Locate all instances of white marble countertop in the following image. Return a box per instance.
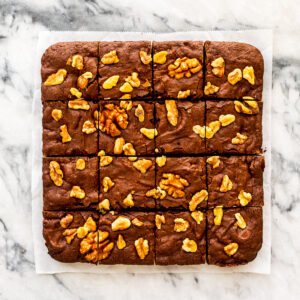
[0,0,300,299]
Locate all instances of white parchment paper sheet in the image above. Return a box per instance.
[32,30,272,274]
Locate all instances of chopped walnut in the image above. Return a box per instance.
[98,199,110,214]
[207,121,221,138]
[224,243,238,256]
[80,232,98,263]
[103,177,115,192]
[68,99,90,110]
[140,51,152,64]
[98,231,114,261]
[120,100,133,111]
[63,228,77,244]
[228,68,242,85]
[159,173,189,198]
[77,226,89,239]
[235,213,246,229]
[156,156,167,167]
[182,238,197,253]
[213,206,223,225]
[112,216,131,231]
[49,161,63,186]
[117,234,126,250]
[84,217,97,232]
[77,72,93,89]
[132,218,144,227]
[82,120,97,134]
[174,218,189,232]
[123,143,137,161]
[59,125,72,143]
[51,109,62,121]
[153,51,168,64]
[140,128,157,139]
[206,156,221,169]
[135,104,145,122]
[98,150,105,156]
[120,82,133,93]
[101,50,119,64]
[242,96,254,100]
[133,159,153,174]
[204,82,219,95]
[76,158,85,170]
[100,155,113,167]
[135,238,149,259]
[60,214,73,228]
[234,100,259,114]
[177,90,191,99]
[211,57,225,77]
[243,66,255,85]
[44,69,67,86]
[232,132,248,145]
[189,190,208,211]
[120,94,131,100]
[220,175,233,192]
[155,214,165,229]
[192,125,206,138]
[238,190,252,206]
[123,192,134,208]
[114,137,125,154]
[191,211,204,224]
[146,187,166,200]
[168,57,202,79]
[142,79,151,88]
[219,114,235,127]
[125,72,140,88]
[70,87,82,99]
[102,75,120,90]
[70,186,85,199]
[165,100,178,126]
[70,55,84,70]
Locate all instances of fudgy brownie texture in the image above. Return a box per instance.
[153,41,204,99]
[98,212,155,264]
[43,101,98,156]
[207,207,263,266]
[155,157,207,210]
[99,101,155,155]
[98,41,152,99]
[100,157,155,210]
[207,156,264,208]
[41,42,98,101]
[206,100,263,154]
[43,157,98,210]
[204,41,264,100]
[155,211,206,265]
[155,101,205,154]
[43,211,99,263]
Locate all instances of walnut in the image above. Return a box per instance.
[44,69,67,86]
[60,214,73,228]
[206,156,220,169]
[182,238,197,253]
[155,214,165,229]
[99,103,128,137]
[192,125,206,138]
[135,238,149,259]
[98,199,110,214]
[100,155,113,167]
[153,51,168,64]
[232,132,248,145]
[142,79,151,88]
[125,72,140,88]
[123,192,134,208]
[135,104,145,122]
[102,75,120,90]
[82,120,97,134]
[51,109,62,121]
[70,87,82,99]
[211,57,225,77]
[213,206,223,225]
[220,175,233,192]
[140,128,157,139]
[59,125,72,143]
[49,161,63,186]
[243,66,255,85]
[204,82,219,95]
[191,211,204,225]
[76,158,85,170]
[77,226,89,239]
[219,114,235,127]
[114,137,125,154]
[120,100,133,111]
[174,218,189,232]
[120,94,131,99]
[112,216,131,231]
[77,72,93,89]
[168,57,202,79]
[177,90,191,99]
[98,150,105,156]
[70,186,85,199]
[165,100,178,126]
[101,50,119,64]
[224,243,238,256]
[63,228,77,244]
[117,234,126,249]
[238,190,252,206]
[146,187,166,200]
[103,177,115,192]
[84,216,97,232]
[70,55,84,70]
[242,96,254,100]
[228,68,242,85]
[156,156,166,167]
[234,100,259,114]
[133,159,153,174]
[140,51,152,64]
[123,143,137,161]
[98,231,114,261]
[68,99,90,110]
[132,218,144,227]
[193,121,220,139]
[189,190,208,211]
[120,82,133,93]
[80,232,98,263]
[159,173,189,198]
[235,213,246,229]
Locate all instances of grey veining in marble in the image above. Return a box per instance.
[0,0,300,299]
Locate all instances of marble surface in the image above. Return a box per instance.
[0,0,299,299]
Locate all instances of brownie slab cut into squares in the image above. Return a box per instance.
[43,157,98,210]
[43,211,99,263]
[207,207,263,266]
[155,211,206,265]
[204,41,264,100]
[43,100,98,156]
[155,101,205,154]
[98,212,155,265]
[153,41,204,99]
[205,100,263,154]
[99,101,155,155]
[206,155,265,208]
[41,42,98,101]
[98,41,152,99]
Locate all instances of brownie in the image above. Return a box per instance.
[99,101,155,155]
[98,41,152,99]
[98,212,155,264]
[43,157,98,210]
[155,157,207,210]
[41,42,98,101]
[206,100,263,154]
[155,211,206,265]
[204,41,264,100]
[43,100,98,156]
[207,207,263,266]
[43,211,99,263]
[207,156,264,208]
[100,157,155,210]
[155,101,205,154]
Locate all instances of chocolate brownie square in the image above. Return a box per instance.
[41,42,98,101]
[98,212,155,264]
[99,101,155,155]
[155,101,205,154]
[99,157,155,211]
[206,100,263,154]
[204,41,264,100]
[207,156,264,208]
[207,207,263,266]
[43,157,98,210]
[43,100,98,156]
[98,41,152,99]
[153,41,204,99]
[155,157,207,210]
[155,211,206,265]
[43,211,99,263]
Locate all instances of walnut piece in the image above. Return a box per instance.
[70,186,85,199]
[165,100,178,126]
[140,51,152,64]
[177,90,191,99]
[153,51,168,64]
[114,137,125,154]
[234,100,259,114]
[100,155,113,167]
[156,156,166,167]
[219,114,235,127]
[77,72,93,89]
[117,234,126,250]
[135,238,149,260]
[211,57,225,77]
[51,109,62,121]
[98,230,114,261]
[70,87,82,99]
[101,50,119,64]
[49,161,63,186]
[243,66,255,85]
[63,228,77,244]
[120,82,133,93]
[189,190,208,211]
[206,121,221,139]
[235,213,246,229]
[168,57,202,79]
[213,206,223,225]
[103,75,119,90]
[204,82,219,95]
[98,199,110,214]
[82,120,96,134]
[60,214,73,228]
[120,100,133,111]
[112,216,131,231]
[123,143,137,161]
[192,125,206,138]
[146,187,166,200]
[44,69,67,86]
[142,79,151,88]
[133,159,153,174]
[228,68,242,85]
[80,232,98,262]
[191,211,204,225]
[103,176,115,192]
[68,99,90,110]
[174,218,189,232]
[120,94,131,99]
[125,72,140,88]
[220,175,233,192]
[232,132,248,145]
[135,104,145,122]
[159,173,189,198]
[224,243,238,256]
[206,156,220,169]
[123,192,134,208]
[140,128,157,139]
[155,214,165,229]
[70,55,84,70]
[76,158,86,170]
[59,125,72,143]
[132,218,144,227]
[238,190,252,206]
[182,238,197,253]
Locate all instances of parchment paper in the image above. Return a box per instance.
[32,30,272,274]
